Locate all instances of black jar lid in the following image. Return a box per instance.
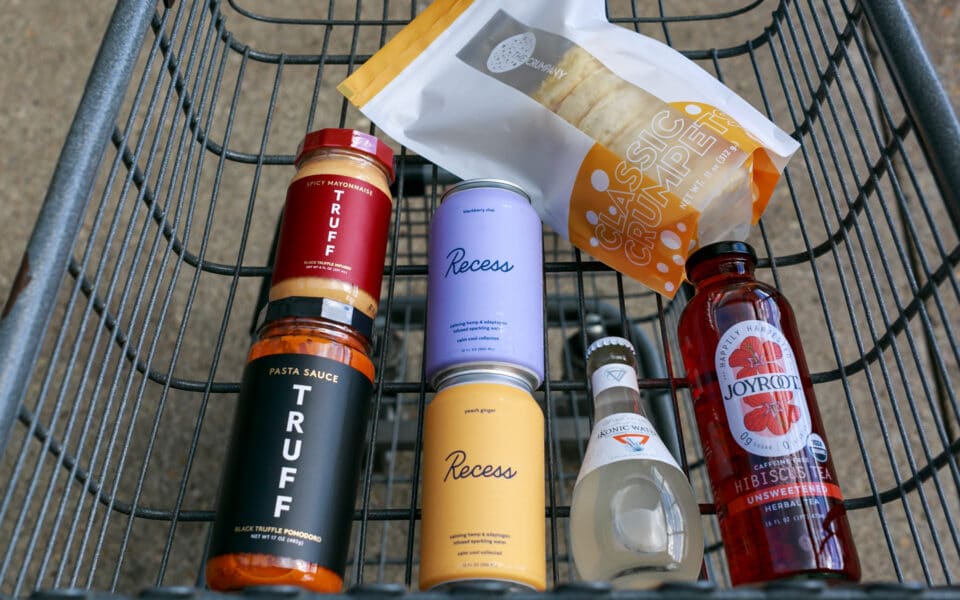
[685,241,757,272]
[257,296,374,341]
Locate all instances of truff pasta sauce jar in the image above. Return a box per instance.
[206,298,376,593]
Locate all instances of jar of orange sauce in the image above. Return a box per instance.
[205,298,375,593]
[269,128,395,319]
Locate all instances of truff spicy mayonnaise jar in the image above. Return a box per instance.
[270,128,395,320]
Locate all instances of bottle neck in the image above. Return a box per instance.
[257,316,371,354]
[593,385,646,421]
[590,361,646,421]
[686,254,755,290]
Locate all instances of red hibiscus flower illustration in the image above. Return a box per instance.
[742,392,801,434]
[728,336,784,376]
[730,337,800,435]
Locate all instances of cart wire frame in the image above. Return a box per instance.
[0,0,958,597]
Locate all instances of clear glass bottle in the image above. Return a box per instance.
[677,241,860,585]
[569,336,703,588]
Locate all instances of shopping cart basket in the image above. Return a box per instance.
[0,0,958,597]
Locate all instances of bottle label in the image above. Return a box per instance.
[576,413,682,486]
[208,354,373,575]
[590,363,639,396]
[715,320,813,457]
[271,174,393,303]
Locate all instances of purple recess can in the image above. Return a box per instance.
[426,179,544,389]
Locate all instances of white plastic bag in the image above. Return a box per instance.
[339,0,799,296]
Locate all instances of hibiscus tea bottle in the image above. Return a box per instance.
[677,241,860,586]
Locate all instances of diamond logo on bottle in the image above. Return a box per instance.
[715,320,812,457]
[605,368,627,382]
[591,364,638,395]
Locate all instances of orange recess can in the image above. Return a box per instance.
[419,365,546,591]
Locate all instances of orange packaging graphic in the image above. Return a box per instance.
[338,0,799,297]
[419,380,545,591]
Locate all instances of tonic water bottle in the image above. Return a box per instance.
[570,336,704,587]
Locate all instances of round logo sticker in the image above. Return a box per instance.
[807,433,829,463]
[486,32,536,73]
[715,320,812,457]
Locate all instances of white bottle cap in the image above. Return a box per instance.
[585,336,637,361]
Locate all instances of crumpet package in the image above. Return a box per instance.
[338,0,799,296]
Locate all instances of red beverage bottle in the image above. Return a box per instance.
[677,241,860,586]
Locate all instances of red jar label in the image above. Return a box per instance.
[271,174,392,303]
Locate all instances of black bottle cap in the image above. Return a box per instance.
[685,240,757,272]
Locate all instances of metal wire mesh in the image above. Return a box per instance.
[0,0,958,597]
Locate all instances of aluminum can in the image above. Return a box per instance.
[426,180,544,389]
[418,365,546,591]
